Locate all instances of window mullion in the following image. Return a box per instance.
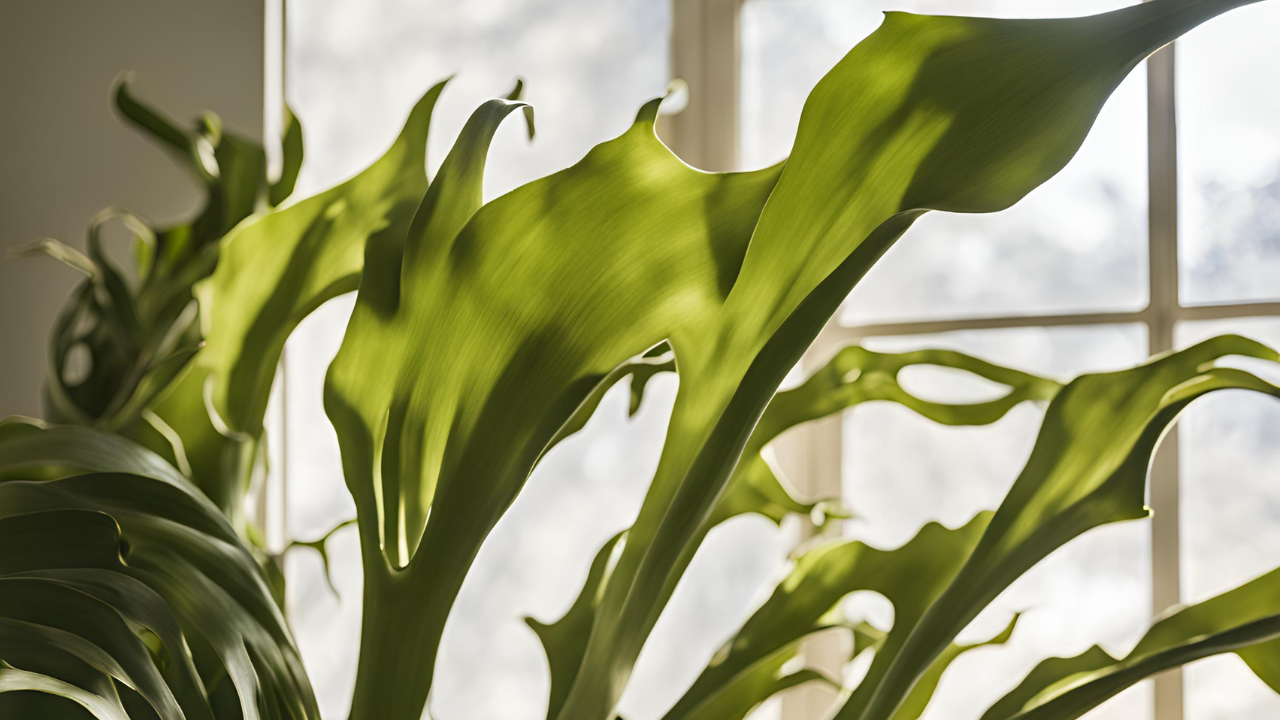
[664,0,741,171]
[265,0,291,555]
[826,309,1154,345]
[1146,29,1184,720]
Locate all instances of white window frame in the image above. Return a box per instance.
[670,2,1280,720]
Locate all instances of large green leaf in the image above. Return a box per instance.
[663,515,990,720]
[981,559,1280,720]
[666,335,1280,720]
[527,343,1053,720]
[0,422,317,720]
[561,5,1262,718]
[711,344,1058,528]
[846,335,1280,720]
[325,91,784,718]
[195,81,445,437]
[146,82,444,518]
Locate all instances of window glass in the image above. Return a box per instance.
[1175,318,1280,719]
[284,4,793,720]
[742,0,1148,326]
[1177,1,1280,305]
[281,297,360,716]
[844,324,1151,719]
[289,0,671,198]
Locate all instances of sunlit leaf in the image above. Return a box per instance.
[150,81,445,517]
[983,562,1280,720]
[268,104,304,208]
[712,344,1059,528]
[526,532,626,720]
[561,6,1262,716]
[850,335,1280,720]
[666,515,990,720]
[325,93,782,717]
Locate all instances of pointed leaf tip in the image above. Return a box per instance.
[635,96,665,127]
[503,78,536,139]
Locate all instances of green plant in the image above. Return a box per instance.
[4,1,1280,719]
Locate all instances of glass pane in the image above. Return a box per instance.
[1175,318,1280,719]
[843,324,1152,719]
[289,0,671,199]
[1177,2,1280,305]
[282,297,361,714]
[741,0,1148,326]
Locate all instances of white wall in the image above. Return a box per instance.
[0,0,264,417]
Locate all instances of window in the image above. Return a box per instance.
[273,1,1280,719]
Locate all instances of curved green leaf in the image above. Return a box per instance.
[0,665,130,720]
[547,349,675,451]
[526,532,627,720]
[115,77,266,244]
[673,664,836,720]
[0,576,184,720]
[851,335,1280,720]
[712,345,1059,528]
[893,614,1019,720]
[195,81,445,437]
[533,343,1047,720]
[0,425,318,720]
[326,92,783,718]
[561,6,1260,717]
[268,104,304,208]
[147,81,446,517]
[114,76,208,183]
[982,562,1280,720]
[0,418,192,490]
[664,515,991,720]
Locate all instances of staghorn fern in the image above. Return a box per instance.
[3,1,1280,719]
